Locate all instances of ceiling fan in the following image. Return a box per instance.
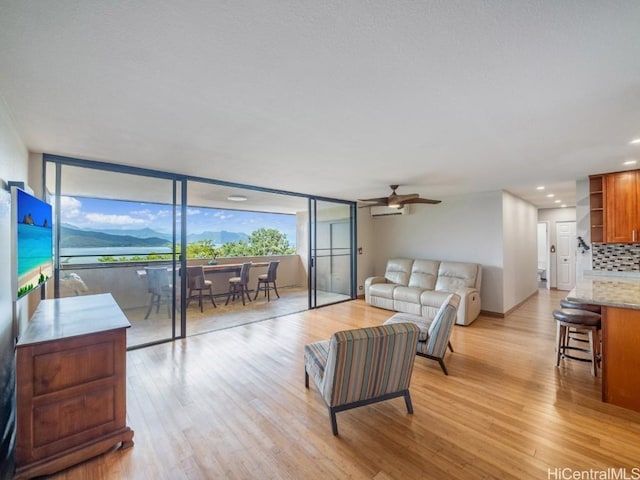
[358,185,441,209]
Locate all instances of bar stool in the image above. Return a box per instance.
[559,299,601,314]
[559,299,601,352]
[553,308,601,376]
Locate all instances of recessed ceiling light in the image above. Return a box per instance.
[561,204,567,208]
[546,194,555,198]
[623,159,637,166]
[536,186,545,190]
[227,195,247,202]
[630,138,640,145]
[554,200,561,203]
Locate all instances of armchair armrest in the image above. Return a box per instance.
[456,287,481,326]
[364,276,387,302]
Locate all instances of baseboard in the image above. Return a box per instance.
[357,294,365,300]
[480,290,539,319]
[504,290,539,317]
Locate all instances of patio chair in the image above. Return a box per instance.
[186,265,216,312]
[144,266,173,319]
[225,262,252,305]
[254,260,280,301]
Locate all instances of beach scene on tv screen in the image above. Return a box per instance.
[17,189,53,298]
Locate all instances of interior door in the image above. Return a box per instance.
[309,199,355,308]
[556,221,576,291]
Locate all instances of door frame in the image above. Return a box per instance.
[308,198,357,309]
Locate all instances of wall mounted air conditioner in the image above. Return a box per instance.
[370,205,410,217]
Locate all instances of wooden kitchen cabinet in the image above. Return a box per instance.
[15,294,134,479]
[605,170,640,243]
[589,175,605,243]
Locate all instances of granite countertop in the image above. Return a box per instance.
[567,275,640,310]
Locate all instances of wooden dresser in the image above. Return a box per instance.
[15,294,134,479]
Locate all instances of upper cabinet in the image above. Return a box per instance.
[589,175,605,243]
[591,170,640,243]
[605,170,640,243]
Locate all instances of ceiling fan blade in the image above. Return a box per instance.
[357,196,389,204]
[393,193,420,202]
[400,197,442,205]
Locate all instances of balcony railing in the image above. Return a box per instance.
[58,254,305,311]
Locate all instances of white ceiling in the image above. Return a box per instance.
[1,1,640,211]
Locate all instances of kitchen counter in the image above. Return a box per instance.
[566,274,640,412]
[567,275,640,310]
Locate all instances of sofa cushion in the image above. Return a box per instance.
[384,312,431,341]
[369,282,397,299]
[408,259,440,289]
[419,290,452,309]
[435,261,478,292]
[384,258,414,286]
[393,286,423,304]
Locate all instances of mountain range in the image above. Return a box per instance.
[60,225,249,248]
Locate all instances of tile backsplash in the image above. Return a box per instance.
[592,243,640,272]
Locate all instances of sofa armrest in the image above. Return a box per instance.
[456,287,481,326]
[364,276,387,302]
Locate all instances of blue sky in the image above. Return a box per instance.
[60,196,297,241]
[17,188,52,227]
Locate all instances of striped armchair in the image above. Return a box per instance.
[383,293,460,375]
[304,323,420,436]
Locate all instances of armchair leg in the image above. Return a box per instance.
[329,408,339,436]
[448,341,454,353]
[438,358,449,376]
[304,369,309,389]
[403,390,414,414]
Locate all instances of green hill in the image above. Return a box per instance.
[60,225,170,248]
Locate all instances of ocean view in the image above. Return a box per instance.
[60,246,174,264]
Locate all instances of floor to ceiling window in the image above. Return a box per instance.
[45,157,183,348]
[45,155,356,348]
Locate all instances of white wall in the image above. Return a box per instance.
[502,192,538,313]
[0,102,29,331]
[0,98,29,478]
[537,206,577,288]
[356,209,375,295]
[368,191,505,314]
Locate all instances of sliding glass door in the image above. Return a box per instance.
[45,154,359,347]
[45,158,183,348]
[309,199,355,308]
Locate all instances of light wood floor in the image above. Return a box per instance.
[49,289,640,479]
[125,287,350,347]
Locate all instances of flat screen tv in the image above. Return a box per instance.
[11,187,54,300]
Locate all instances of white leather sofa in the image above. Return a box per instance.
[365,258,482,326]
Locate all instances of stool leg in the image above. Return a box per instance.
[588,327,597,377]
[555,322,565,367]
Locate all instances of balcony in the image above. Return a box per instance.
[58,254,332,347]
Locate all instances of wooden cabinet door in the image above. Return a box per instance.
[605,171,639,243]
